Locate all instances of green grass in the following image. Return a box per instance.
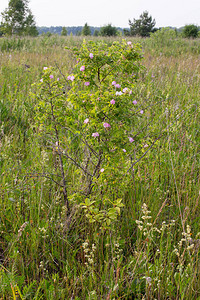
[0,35,200,299]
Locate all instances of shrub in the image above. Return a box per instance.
[182,24,199,38]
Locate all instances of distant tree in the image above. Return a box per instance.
[1,0,38,36]
[129,11,156,37]
[100,24,117,36]
[182,24,199,38]
[61,27,68,36]
[76,30,81,36]
[24,10,38,36]
[93,29,99,36]
[123,28,130,36]
[0,25,3,36]
[82,23,91,36]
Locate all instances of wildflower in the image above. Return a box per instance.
[100,168,104,172]
[50,75,54,79]
[127,41,132,45]
[89,53,93,59]
[140,110,144,114]
[123,87,128,93]
[122,149,126,152]
[129,90,132,95]
[43,67,48,70]
[57,78,60,81]
[80,66,85,71]
[115,83,121,88]
[116,91,123,96]
[103,122,111,128]
[132,100,137,105]
[84,82,90,86]
[110,99,115,104]
[112,81,116,86]
[84,118,89,124]
[128,137,134,143]
[144,144,148,148]
[92,132,99,137]
[67,75,75,81]
[40,78,43,83]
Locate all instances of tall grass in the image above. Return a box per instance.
[0,35,199,299]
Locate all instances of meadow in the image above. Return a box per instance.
[0,32,200,299]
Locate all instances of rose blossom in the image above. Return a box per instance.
[84,118,89,124]
[128,137,134,143]
[92,132,99,137]
[110,99,115,104]
[116,91,123,96]
[80,66,85,71]
[103,122,111,128]
[115,84,121,88]
[67,75,75,81]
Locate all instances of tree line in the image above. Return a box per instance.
[0,0,199,38]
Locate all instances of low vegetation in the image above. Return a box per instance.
[0,35,199,299]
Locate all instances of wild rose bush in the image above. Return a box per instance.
[33,40,145,227]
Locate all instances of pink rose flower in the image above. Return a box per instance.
[67,75,75,81]
[103,122,111,128]
[80,66,85,71]
[116,91,123,96]
[84,118,89,124]
[128,137,134,143]
[92,132,99,137]
[110,99,115,104]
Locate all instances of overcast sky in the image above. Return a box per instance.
[0,0,200,28]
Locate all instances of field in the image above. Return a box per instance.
[0,33,200,299]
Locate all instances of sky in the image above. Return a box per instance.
[0,0,200,28]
